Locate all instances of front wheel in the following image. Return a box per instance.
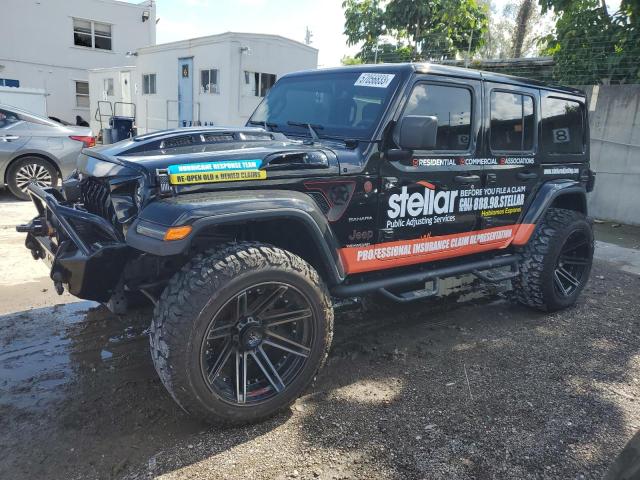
[150,242,333,425]
[7,156,58,200]
[513,208,594,312]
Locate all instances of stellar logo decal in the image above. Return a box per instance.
[386,182,526,228]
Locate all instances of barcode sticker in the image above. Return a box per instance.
[354,73,395,88]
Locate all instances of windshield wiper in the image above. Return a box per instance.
[247,120,278,131]
[286,121,323,141]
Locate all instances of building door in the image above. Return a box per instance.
[178,58,194,126]
[120,71,133,117]
[121,72,131,103]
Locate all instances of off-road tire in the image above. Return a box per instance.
[513,208,593,312]
[7,156,58,201]
[149,242,334,425]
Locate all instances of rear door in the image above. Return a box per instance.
[481,82,540,235]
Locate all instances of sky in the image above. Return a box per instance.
[147,0,623,68]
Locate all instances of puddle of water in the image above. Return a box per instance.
[0,301,151,411]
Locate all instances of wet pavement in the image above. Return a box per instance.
[1,192,639,479]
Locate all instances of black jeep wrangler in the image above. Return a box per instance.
[17,64,595,424]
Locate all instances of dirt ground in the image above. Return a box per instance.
[1,190,639,480]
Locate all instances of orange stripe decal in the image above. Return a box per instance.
[339,224,535,275]
[511,223,536,245]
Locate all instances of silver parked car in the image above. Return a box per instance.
[0,104,94,200]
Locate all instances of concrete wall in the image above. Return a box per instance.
[580,85,640,225]
[0,0,155,124]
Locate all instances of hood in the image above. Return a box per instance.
[84,127,343,177]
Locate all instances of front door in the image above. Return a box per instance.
[178,58,193,126]
[353,76,489,274]
[481,82,540,237]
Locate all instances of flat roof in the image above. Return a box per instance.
[136,32,317,55]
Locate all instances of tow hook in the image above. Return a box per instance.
[16,217,48,236]
[52,271,65,296]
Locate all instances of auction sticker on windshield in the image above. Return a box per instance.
[354,73,395,88]
[167,160,266,185]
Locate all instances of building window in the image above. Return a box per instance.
[490,91,535,152]
[73,18,112,51]
[402,83,472,151]
[244,71,277,97]
[0,78,20,88]
[200,68,219,94]
[75,81,90,108]
[542,97,585,155]
[142,74,157,95]
[104,78,114,96]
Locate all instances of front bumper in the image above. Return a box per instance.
[16,184,130,302]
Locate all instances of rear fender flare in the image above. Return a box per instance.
[514,180,588,246]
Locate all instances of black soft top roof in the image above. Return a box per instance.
[283,63,585,97]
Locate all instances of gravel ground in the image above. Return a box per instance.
[0,192,639,480]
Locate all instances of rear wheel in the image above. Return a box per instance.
[150,242,333,424]
[513,208,593,312]
[6,156,58,200]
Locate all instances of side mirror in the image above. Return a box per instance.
[398,115,438,150]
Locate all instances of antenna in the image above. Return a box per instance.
[305,27,313,45]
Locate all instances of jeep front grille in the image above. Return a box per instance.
[81,178,116,224]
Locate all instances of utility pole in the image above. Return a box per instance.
[304,27,313,45]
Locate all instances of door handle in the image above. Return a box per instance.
[0,135,19,142]
[517,172,538,181]
[454,174,480,184]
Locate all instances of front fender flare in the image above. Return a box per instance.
[126,189,345,284]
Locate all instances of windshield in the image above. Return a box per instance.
[248,71,401,140]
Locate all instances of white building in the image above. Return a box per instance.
[129,32,318,133]
[0,0,156,125]
[88,66,136,133]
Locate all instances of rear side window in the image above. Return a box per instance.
[490,91,535,152]
[542,97,584,154]
[403,83,472,151]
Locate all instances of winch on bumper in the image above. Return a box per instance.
[16,183,129,302]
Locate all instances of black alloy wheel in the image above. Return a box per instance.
[200,282,315,405]
[150,242,333,424]
[553,230,592,298]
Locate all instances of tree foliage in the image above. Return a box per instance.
[342,0,489,63]
[478,0,549,59]
[540,0,640,84]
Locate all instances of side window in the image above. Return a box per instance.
[402,83,472,151]
[142,74,157,95]
[542,97,584,154]
[0,109,20,129]
[75,81,90,108]
[490,91,535,152]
